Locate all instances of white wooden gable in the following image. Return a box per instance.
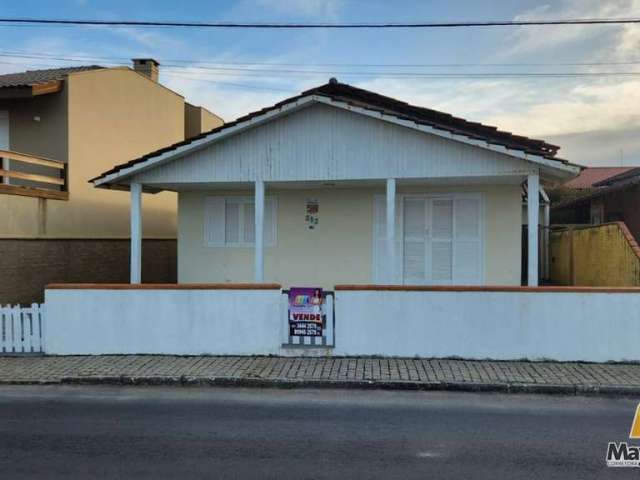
[130,101,568,187]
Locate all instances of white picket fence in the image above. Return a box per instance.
[0,304,44,355]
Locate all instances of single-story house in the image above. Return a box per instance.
[91,79,580,288]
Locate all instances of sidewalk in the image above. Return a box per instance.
[1,355,640,396]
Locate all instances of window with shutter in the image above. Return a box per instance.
[430,198,453,283]
[205,196,277,247]
[376,193,483,285]
[225,202,241,243]
[453,197,482,283]
[403,198,427,283]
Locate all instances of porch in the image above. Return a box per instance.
[125,175,542,288]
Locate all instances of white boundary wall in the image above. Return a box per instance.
[333,289,640,362]
[45,288,283,355]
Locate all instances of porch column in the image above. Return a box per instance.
[527,173,539,286]
[543,199,550,280]
[254,180,265,282]
[541,187,551,281]
[130,182,142,283]
[386,178,396,283]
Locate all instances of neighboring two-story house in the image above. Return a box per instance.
[0,59,223,303]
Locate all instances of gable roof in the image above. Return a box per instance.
[593,166,640,187]
[553,166,640,210]
[562,167,635,189]
[92,79,576,186]
[0,65,103,89]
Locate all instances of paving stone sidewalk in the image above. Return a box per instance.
[2,356,640,395]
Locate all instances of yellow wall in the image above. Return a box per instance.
[0,67,186,238]
[550,223,640,286]
[185,103,223,139]
[199,107,224,133]
[178,185,522,287]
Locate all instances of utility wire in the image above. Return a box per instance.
[0,52,638,78]
[0,17,639,28]
[1,49,640,69]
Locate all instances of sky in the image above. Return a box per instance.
[0,0,639,166]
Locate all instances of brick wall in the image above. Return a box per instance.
[0,239,176,304]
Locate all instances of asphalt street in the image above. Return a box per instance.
[0,385,637,479]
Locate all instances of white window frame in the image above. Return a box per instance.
[204,195,278,248]
[373,192,485,285]
[225,196,255,247]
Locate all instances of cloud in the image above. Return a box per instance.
[504,0,640,58]
[110,27,185,51]
[1,0,637,168]
[253,0,344,17]
[484,79,640,136]
[546,127,640,166]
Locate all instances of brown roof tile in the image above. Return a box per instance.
[0,65,103,89]
[562,167,635,189]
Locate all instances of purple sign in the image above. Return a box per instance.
[288,287,324,337]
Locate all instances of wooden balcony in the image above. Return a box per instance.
[0,150,68,200]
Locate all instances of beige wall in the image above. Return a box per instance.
[199,107,224,133]
[185,102,223,139]
[178,185,522,287]
[57,68,183,238]
[0,67,186,238]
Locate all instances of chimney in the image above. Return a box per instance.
[132,58,160,82]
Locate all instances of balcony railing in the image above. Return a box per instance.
[0,149,67,200]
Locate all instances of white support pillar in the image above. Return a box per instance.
[527,174,539,286]
[254,180,265,283]
[130,182,142,283]
[386,178,396,283]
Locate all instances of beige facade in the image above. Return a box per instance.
[0,65,220,239]
[184,102,224,139]
[177,185,522,287]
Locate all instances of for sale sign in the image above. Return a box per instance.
[288,287,324,337]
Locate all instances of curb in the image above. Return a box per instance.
[1,376,639,397]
